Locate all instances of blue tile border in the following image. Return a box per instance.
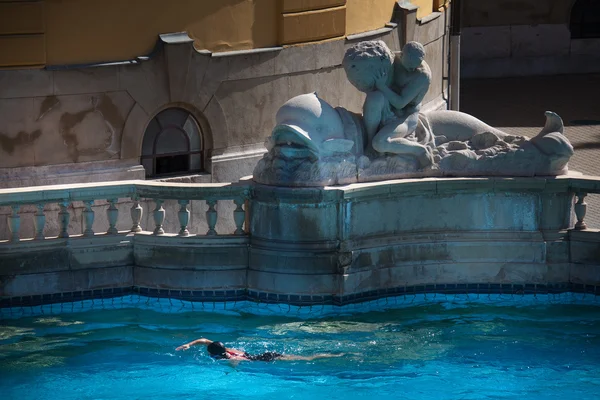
[0,282,590,310]
[2,291,598,321]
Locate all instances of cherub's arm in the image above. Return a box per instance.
[375,72,429,111]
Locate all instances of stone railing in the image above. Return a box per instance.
[565,177,600,283]
[1,175,599,307]
[0,180,250,242]
[570,180,598,231]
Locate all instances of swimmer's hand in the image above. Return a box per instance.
[176,344,190,351]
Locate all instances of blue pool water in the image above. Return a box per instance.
[1,295,600,399]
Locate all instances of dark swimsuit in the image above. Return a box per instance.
[216,350,283,362]
[243,351,283,362]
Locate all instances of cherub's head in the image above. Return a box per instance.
[400,41,426,71]
[343,40,394,92]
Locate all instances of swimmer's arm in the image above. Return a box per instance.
[176,338,212,351]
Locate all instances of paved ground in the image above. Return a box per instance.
[461,74,600,229]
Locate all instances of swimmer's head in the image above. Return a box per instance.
[400,41,426,71]
[207,341,227,359]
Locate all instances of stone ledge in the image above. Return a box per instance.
[133,266,246,289]
[0,266,133,297]
[0,160,145,190]
[346,26,395,42]
[342,230,545,252]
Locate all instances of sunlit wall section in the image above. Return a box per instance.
[0,1,46,68]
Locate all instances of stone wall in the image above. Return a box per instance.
[2,176,599,305]
[399,2,450,111]
[460,0,600,77]
[0,7,451,189]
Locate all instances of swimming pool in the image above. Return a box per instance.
[1,295,600,399]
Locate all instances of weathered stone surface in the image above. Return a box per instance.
[0,98,37,168]
[134,266,246,290]
[248,269,337,295]
[1,176,599,300]
[31,92,135,165]
[462,26,511,59]
[165,43,193,103]
[571,263,600,285]
[422,37,444,104]
[226,50,279,81]
[571,38,600,57]
[0,69,53,99]
[413,12,444,45]
[461,0,570,27]
[314,38,347,71]
[273,44,317,75]
[215,77,289,147]
[0,159,144,189]
[1,266,132,296]
[462,22,600,78]
[120,103,150,160]
[53,67,119,95]
[511,24,570,58]
[202,96,230,150]
[70,236,134,269]
[211,144,267,183]
[189,55,228,112]
[462,54,600,78]
[119,55,169,116]
[347,193,539,237]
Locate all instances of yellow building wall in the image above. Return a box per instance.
[282,0,346,13]
[410,0,435,20]
[280,1,347,44]
[346,0,438,35]
[0,0,46,68]
[44,0,278,65]
[346,0,396,35]
[0,0,440,68]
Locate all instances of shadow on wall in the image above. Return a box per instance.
[572,133,600,150]
[460,74,600,128]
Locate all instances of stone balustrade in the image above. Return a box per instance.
[1,175,600,307]
[0,180,249,241]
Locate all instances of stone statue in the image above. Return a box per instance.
[253,40,574,187]
[344,41,434,168]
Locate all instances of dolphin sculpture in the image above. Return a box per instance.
[254,92,575,186]
[269,93,356,159]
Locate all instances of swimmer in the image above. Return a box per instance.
[176,338,345,362]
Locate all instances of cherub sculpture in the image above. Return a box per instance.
[343,41,435,168]
[252,40,574,187]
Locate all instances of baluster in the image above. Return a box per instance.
[233,198,246,235]
[130,196,143,233]
[178,200,190,237]
[59,201,70,238]
[575,192,588,230]
[83,200,95,237]
[34,203,46,240]
[7,205,20,242]
[206,199,218,236]
[153,199,165,235]
[106,198,119,235]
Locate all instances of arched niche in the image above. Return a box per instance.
[570,0,600,38]
[140,107,204,178]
